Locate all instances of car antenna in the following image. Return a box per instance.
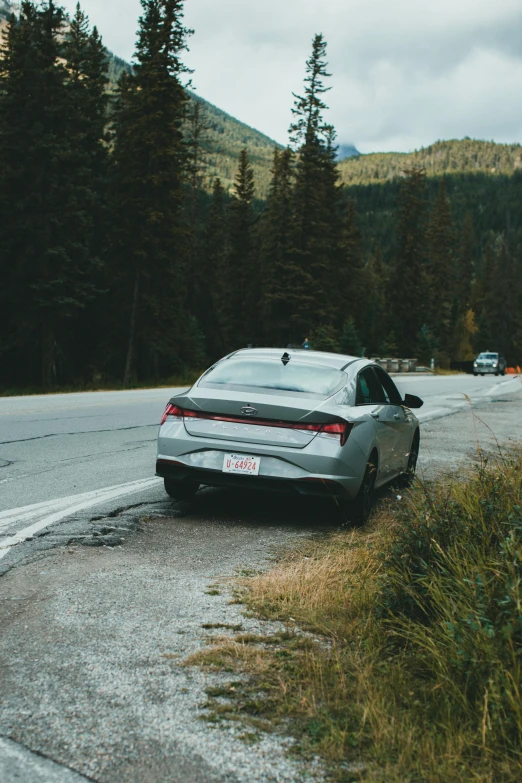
[281,352,291,366]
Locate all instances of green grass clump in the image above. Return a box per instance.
[381,455,522,757]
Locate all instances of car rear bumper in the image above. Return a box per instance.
[156,420,368,499]
[156,458,351,498]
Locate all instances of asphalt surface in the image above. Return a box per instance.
[0,375,521,782]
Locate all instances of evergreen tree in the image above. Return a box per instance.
[61,4,109,379]
[196,177,227,359]
[361,245,388,355]
[220,148,256,349]
[336,198,364,329]
[475,235,522,360]
[311,324,340,353]
[339,318,363,356]
[0,1,104,387]
[185,98,210,336]
[288,34,343,335]
[185,98,209,194]
[391,167,429,356]
[455,211,476,312]
[426,178,455,355]
[259,147,301,345]
[109,0,192,385]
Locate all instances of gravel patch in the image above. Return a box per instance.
[0,508,328,783]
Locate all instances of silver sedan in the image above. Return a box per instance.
[156,349,423,522]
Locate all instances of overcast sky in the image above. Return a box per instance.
[58,0,522,154]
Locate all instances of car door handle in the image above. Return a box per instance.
[371,412,380,420]
[393,414,401,421]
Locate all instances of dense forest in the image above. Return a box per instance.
[0,0,521,391]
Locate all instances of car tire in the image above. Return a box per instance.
[398,431,420,489]
[164,477,199,501]
[481,373,485,376]
[347,457,377,526]
[473,372,477,376]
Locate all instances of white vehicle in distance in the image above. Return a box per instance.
[473,352,506,376]
[156,349,423,523]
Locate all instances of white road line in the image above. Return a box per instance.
[417,407,462,423]
[481,378,521,397]
[0,477,161,560]
[0,479,162,529]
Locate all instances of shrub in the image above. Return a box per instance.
[381,455,522,754]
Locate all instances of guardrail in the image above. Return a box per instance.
[373,358,418,373]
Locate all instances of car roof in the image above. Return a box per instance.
[229,348,364,371]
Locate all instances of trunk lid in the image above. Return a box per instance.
[170,387,341,449]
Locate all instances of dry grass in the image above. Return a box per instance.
[186,452,522,781]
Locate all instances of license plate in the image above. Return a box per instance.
[223,454,260,476]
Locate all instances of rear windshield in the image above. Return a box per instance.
[478,353,498,360]
[199,359,346,397]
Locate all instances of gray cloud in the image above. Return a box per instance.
[60,0,522,153]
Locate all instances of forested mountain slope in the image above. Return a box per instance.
[339,139,522,186]
[0,0,280,196]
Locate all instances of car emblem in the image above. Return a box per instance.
[241,406,258,417]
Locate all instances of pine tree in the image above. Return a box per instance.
[0,1,105,387]
[109,0,192,385]
[185,98,210,336]
[220,148,257,349]
[194,177,227,359]
[339,318,363,356]
[426,178,455,356]
[475,235,522,361]
[336,198,364,329]
[61,4,109,378]
[259,147,302,345]
[288,34,343,335]
[361,244,388,355]
[391,167,430,357]
[455,212,476,312]
[185,98,209,194]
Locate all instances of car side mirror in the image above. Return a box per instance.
[403,393,424,409]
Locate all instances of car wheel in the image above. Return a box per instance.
[481,373,485,376]
[398,432,420,488]
[473,372,477,376]
[164,477,199,501]
[347,457,377,526]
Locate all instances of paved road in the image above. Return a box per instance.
[0,375,521,565]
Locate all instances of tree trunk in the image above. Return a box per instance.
[41,322,57,389]
[123,271,140,388]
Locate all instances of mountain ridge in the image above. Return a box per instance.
[339,138,522,186]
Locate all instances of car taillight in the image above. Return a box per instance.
[319,421,353,446]
[160,403,183,425]
[160,405,353,445]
